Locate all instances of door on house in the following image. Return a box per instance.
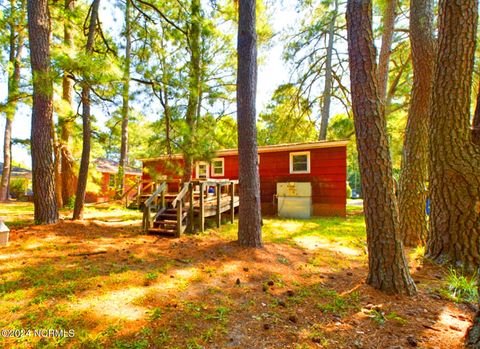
[196,161,209,179]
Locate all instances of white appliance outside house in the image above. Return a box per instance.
[277,182,312,219]
[0,220,9,246]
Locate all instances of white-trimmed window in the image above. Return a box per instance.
[289,151,311,174]
[211,158,224,177]
[196,161,209,179]
[108,174,116,188]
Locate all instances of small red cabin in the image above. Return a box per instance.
[85,159,142,202]
[141,140,348,217]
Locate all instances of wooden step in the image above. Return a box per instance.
[148,228,176,235]
[157,212,187,220]
[153,221,177,228]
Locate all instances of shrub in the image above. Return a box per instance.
[9,179,27,199]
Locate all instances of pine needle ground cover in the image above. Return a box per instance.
[0,202,474,349]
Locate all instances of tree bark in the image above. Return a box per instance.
[237,0,262,248]
[318,0,338,141]
[181,0,201,183]
[73,0,100,220]
[27,0,59,224]
[117,0,131,196]
[1,0,25,201]
[60,0,76,206]
[346,0,416,295]
[377,0,396,107]
[398,0,435,246]
[472,83,480,146]
[425,0,480,270]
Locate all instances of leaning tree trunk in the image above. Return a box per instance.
[117,0,131,196]
[377,0,396,108]
[0,0,25,201]
[73,0,100,220]
[472,83,480,146]
[318,0,338,141]
[181,0,201,183]
[346,0,416,295]
[425,0,480,270]
[398,0,435,247]
[237,0,262,248]
[60,0,77,206]
[27,0,59,224]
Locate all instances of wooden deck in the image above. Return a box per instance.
[142,180,239,237]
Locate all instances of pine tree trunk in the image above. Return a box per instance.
[377,0,396,107]
[73,0,100,220]
[60,0,76,206]
[117,0,131,196]
[182,0,201,183]
[426,0,480,270]
[346,0,415,295]
[1,0,25,201]
[0,117,12,201]
[472,84,480,146]
[398,0,435,247]
[237,0,262,248]
[318,0,338,141]
[27,0,59,224]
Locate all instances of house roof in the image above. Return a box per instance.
[141,140,349,163]
[0,163,31,179]
[94,158,142,176]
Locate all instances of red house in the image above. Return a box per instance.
[85,159,142,202]
[141,140,348,217]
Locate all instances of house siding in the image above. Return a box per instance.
[142,145,347,217]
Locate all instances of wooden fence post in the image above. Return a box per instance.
[199,182,205,233]
[176,199,182,238]
[188,182,194,233]
[216,183,221,228]
[230,182,235,223]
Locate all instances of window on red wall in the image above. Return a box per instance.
[290,151,311,174]
[211,158,224,177]
[108,174,116,188]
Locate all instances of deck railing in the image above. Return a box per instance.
[142,182,167,231]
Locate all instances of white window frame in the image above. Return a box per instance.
[289,151,311,174]
[196,161,209,179]
[211,158,225,177]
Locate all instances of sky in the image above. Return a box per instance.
[0,1,332,170]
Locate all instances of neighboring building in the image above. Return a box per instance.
[0,163,32,199]
[88,159,142,202]
[141,140,348,217]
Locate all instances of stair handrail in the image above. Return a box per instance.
[142,182,167,231]
[171,183,190,208]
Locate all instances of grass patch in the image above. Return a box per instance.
[441,268,478,303]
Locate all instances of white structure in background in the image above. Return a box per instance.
[0,220,9,246]
[277,182,312,219]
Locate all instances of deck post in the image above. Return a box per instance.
[216,183,221,228]
[199,182,205,233]
[176,198,182,238]
[137,182,141,208]
[230,181,235,223]
[161,189,165,210]
[188,182,194,233]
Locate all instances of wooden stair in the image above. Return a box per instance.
[148,208,188,236]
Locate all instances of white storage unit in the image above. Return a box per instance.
[277,182,312,219]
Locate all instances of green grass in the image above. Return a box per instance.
[218,215,366,249]
[441,268,478,303]
[0,202,142,226]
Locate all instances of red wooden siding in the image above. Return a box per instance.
[142,145,347,216]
